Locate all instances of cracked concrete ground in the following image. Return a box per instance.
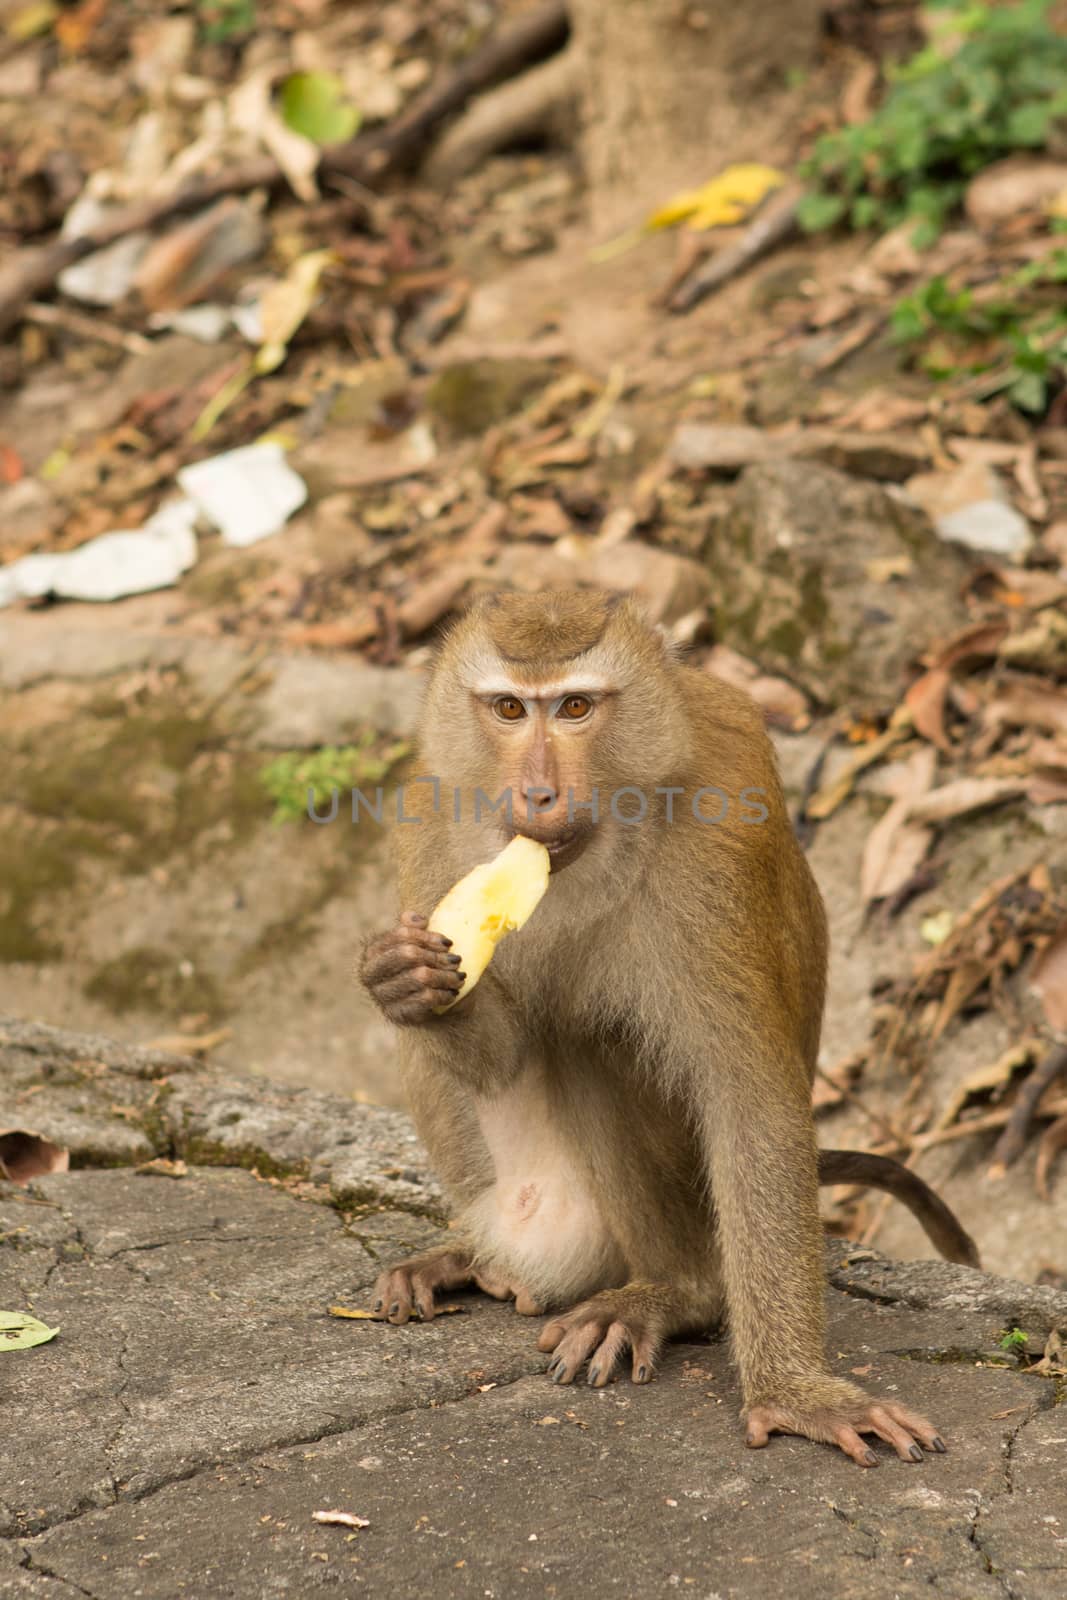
[2,1019,1066,1599]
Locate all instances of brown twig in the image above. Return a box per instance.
[667,182,803,315]
[0,0,569,336]
[988,1042,1067,1178]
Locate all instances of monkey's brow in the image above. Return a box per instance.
[469,675,615,699]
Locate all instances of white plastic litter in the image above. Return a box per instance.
[57,193,151,308]
[177,442,307,546]
[0,500,198,608]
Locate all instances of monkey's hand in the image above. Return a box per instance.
[744,1380,946,1467]
[358,911,465,1025]
[369,1244,534,1323]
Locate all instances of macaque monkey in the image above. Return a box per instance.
[359,591,978,1468]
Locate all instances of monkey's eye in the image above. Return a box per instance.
[492,696,526,722]
[558,694,593,721]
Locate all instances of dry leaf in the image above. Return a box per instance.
[905,776,1027,825]
[987,682,1067,739]
[312,1510,370,1529]
[1032,925,1067,1032]
[1036,1115,1067,1201]
[861,746,936,904]
[906,668,951,751]
[936,1042,1036,1131]
[646,165,786,232]
[0,1129,69,1185]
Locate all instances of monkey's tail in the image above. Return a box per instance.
[818,1149,981,1271]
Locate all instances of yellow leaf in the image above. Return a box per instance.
[646,165,786,233]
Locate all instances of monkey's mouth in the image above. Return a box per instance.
[510,827,589,872]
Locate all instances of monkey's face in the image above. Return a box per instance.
[476,685,605,870]
[422,591,688,871]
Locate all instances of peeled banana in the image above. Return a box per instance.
[428,835,550,1008]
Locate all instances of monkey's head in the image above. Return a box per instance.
[420,590,687,870]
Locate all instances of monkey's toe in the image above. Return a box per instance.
[537,1293,664,1387]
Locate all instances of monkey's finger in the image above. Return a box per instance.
[865,1407,927,1463]
[878,1403,946,1454]
[376,965,464,1001]
[365,939,456,983]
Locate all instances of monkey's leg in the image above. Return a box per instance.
[536,1282,716,1388]
[706,1067,947,1467]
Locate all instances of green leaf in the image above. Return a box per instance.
[0,1312,59,1351]
[796,191,846,233]
[279,72,361,146]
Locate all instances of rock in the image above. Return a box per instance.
[905,461,1034,557]
[710,459,973,707]
[937,500,1033,558]
[965,157,1067,230]
[425,357,557,435]
[670,422,930,482]
[250,653,425,745]
[669,422,780,472]
[491,537,711,626]
[4,1014,1067,1597]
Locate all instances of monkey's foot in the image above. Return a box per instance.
[369,1246,540,1324]
[370,1246,478,1325]
[745,1387,947,1468]
[537,1286,676,1387]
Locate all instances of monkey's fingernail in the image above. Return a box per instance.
[445,952,462,965]
[372,1299,383,1313]
[636,1365,648,1382]
[455,971,467,982]
[932,1436,947,1453]
[863,1450,878,1467]
[908,1444,924,1462]
[415,1301,428,1320]
[588,1366,600,1385]
[389,1301,400,1317]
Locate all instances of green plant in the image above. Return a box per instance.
[892,247,1067,412]
[998,1326,1029,1353]
[198,0,256,43]
[800,0,1067,242]
[259,737,410,825]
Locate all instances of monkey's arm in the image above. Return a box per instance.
[818,1149,980,1269]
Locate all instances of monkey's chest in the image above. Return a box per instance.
[467,1069,625,1304]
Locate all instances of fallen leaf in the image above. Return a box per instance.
[646,165,785,232]
[986,682,1067,740]
[134,1158,189,1179]
[906,668,951,751]
[936,1042,1037,1132]
[1036,1115,1067,1201]
[312,1510,370,1529]
[861,746,936,904]
[0,1130,69,1185]
[280,73,360,145]
[0,1312,59,1351]
[1032,926,1067,1032]
[905,776,1027,825]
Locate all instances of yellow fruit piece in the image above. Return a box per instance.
[428,836,551,1008]
[645,164,786,233]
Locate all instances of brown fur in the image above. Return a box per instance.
[358,592,965,1466]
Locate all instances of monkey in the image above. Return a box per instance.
[358,590,979,1468]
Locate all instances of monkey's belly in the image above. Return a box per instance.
[465,1074,625,1306]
